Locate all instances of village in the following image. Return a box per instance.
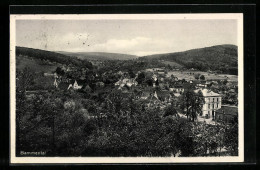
[13,16,243,158]
[48,64,238,125]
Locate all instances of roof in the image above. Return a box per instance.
[173,84,183,88]
[215,105,238,116]
[141,91,152,97]
[192,80,201,84]
[194,89,221,97]
[173,93,181,97]
[156,90,171,98]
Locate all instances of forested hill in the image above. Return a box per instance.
[140,45,238,74]
[16,46,93,69]
[57,51,138,61]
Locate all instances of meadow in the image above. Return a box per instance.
[167,70,238,82]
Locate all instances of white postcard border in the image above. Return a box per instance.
[10,13,244,164]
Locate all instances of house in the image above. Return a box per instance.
[156,90,172,102]
[73,80,83,90]
[126,79,138,88]
[152,68,164,72]
[173,92,181,97]
[152,74,158,81]
[96,81,105,88]
[140,91,152,100]
[115,78,138,89]
[196,82,207,88]
[215,105,238,123]
[171,84,184,93]
[170,75,178,81]
[54,78,59,88]
[115,80,123,86]
[44,73,55,77]
[157,71,165,75]
[82,85,92,92]
[194,89,222,118]
[146,91,161,106]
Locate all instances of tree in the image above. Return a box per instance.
[16,67,35,92]
[194,74,200,80]
[199,75,205,80]
[223,79,228,85]
[16,67,35,154]
[145,79,153,86]
[224,122,238,155]
[56,67,65,76]
[163,105,178,118]
[180,89,204,121]
[128,69,136,78]
[136,72,145,84]
[155,79,159,86]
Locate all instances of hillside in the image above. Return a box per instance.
[140,45,238,74]
[56,51,138,61]
[16,46,93,69]
[16,54,58,73]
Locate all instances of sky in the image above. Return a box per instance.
[16,19,237,56]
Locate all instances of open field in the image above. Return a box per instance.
[160,60,184,68]
[167,70,238,82]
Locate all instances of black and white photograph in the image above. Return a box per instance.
[10,14,244,163]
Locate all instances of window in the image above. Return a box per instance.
[217,98,218,102]
[217,103,218,108]
[213,98,215,102]
[208,104,210,109]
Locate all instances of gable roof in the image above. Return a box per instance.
[156,90,171,98]
[194,89,221,97]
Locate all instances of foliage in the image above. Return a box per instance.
[180,88,204,121]
[136,72,146,85]
[16,64,238,157]
[200,75,205,80]
[194,74,200,80]
[223,122,238,155]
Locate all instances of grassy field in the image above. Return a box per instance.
[16,55,58,73]
[167,70,238,82]
[161,60,184,68]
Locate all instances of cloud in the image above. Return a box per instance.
[74,36,172,56]
[94,37,150,51]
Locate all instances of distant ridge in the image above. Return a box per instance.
[56,51,138,61]
[16,45,238,75]
[139,44,238,74]
[16,46,93,69]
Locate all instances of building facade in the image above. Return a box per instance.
[195,89,222,118]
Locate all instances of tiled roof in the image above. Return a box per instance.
[194,89,221,97]
[156,90,171,98]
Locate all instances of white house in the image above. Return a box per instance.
[73,80,83,90]
[115,78,138,89]
[195,89,222,118]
